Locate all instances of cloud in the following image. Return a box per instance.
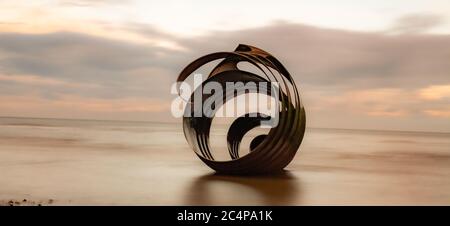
[389,13,444,34]
[0,20,449,131]
[418,85,450,100]
[0,32,174,74]
[423,109,450,117]
[57,0,130,7]
[0,73,98,88]
[176,21,450,90]
[324,88,414,117]
[0,94,170,121]
[0,31,182,99]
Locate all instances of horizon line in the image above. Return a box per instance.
[1,115,449,135]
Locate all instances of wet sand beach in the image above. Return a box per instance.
[0,117,449,205]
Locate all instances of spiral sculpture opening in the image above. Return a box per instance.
[177,44,306,174]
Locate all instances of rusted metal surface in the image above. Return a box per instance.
[177,44,306,174]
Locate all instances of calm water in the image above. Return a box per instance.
[0,117,449,205]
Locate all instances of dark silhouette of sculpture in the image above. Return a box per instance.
[177,44,306,174]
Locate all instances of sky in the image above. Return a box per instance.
[0,0,449,132]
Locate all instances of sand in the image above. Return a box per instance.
[0,117,449,205]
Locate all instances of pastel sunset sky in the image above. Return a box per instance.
[1,0,449,132]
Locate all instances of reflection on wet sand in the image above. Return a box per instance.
[0,117,449,205]
[186,171,301,205]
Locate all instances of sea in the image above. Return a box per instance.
[0,117,449,205]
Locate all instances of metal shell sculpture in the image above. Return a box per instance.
[177,44,306,174]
